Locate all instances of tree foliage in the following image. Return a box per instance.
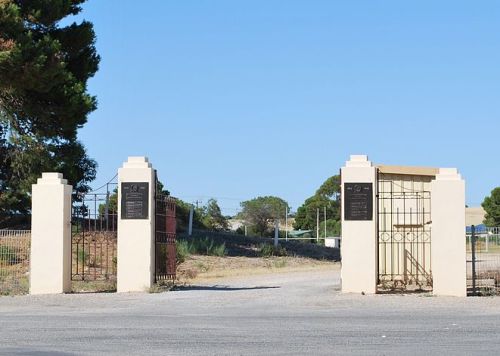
[0,0,99,225]
[202,198,229,231]
[239,196,289,237]
[293,175,341,235]
[319,219,341,237]
[482,187,500,227]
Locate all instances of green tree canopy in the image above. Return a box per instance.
[0,0,99,225]
[239,196,289,237]
[482,187,500,227]
[201,198,229,231]
[293,175,340,233]
[319,219,341,237]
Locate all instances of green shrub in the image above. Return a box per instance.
[191,237,226,256]
[178,237,227,257]
[0,245,18,265]
[258,243,287,257]
[211,242,227,257]
[176,240,191,264]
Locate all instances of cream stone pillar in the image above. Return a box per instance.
[30,173,72,294]
[340,155,377,294]
[431,168,466,297]
[117,157,156,292]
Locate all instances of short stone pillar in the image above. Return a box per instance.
[340,155,377,294]
[30,173,72,294]
[431,168,466,297]
[117,157,156,292]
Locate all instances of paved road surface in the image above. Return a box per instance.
[1,267,500,355]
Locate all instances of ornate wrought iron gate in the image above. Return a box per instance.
[155,190,177,282]
[71,189,118,282]
[377,172,432,292]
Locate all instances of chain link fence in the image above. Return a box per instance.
[0,230,31,295]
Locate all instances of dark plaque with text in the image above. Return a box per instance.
[344,183,373,221]
[121,182,149,219]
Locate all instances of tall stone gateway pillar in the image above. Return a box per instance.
[431,168,466,297]
[30,173,72,294]
[117,157,156,292]
[340,155,377,294]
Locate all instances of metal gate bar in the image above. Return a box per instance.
[377,172,432,292]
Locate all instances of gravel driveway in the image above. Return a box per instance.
[1,266,500,355]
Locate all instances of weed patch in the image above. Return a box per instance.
[177,237,227,258]
[258,243,287,257]
[176,240,191,264]
[149,280,175,293]
[272,258,287,268]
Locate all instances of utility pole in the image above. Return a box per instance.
[274,219,279,247]
[285,205,288,242]
[316,208,319,243]
[324,206,327,238]
[188,204,194,236]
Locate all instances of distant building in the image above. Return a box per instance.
[466,207,486,227]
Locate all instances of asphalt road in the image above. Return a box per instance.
[1,267,500,355]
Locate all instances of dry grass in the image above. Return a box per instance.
[177,255,339,284]
[0,232,30,295]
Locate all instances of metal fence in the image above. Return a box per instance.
[467,226,500,295]
[0,230,30,295]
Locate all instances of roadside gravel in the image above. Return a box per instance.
[1,267,500,355]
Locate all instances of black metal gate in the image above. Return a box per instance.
[377,172,432,292]
[155,190,177,282]
[71,189,117,283]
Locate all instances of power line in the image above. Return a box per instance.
[87,174,118,193]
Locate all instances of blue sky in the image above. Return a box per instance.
[71,1,499,214]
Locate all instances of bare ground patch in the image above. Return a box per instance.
[177,255,339,284]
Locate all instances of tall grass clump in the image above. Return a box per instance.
[190,237,227,257]
[177,237,227,258]
[176,240,191,264]
[258,243,287,257]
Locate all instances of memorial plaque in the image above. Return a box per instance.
[121,182,149,219]
[344,183,373,221]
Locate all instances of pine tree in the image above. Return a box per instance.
[0,0,99,225]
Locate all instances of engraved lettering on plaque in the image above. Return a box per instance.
[344,183,373,221]
[121,182,149,219]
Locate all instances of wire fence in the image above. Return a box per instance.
[466,227,500,295]
[0,230,31,295]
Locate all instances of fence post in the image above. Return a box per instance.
[471,225,477,296]
[30,173,72,294]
